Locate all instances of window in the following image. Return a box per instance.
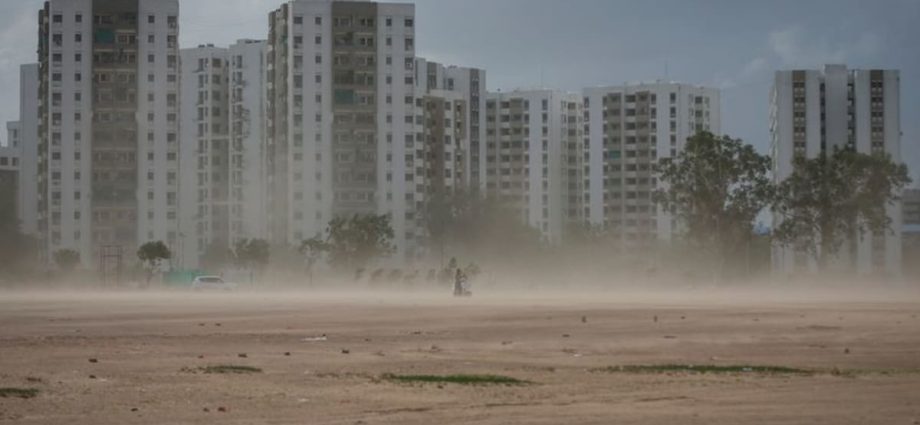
[314,16,322,25]
[148,15,155,24]
[405,18,414,27]
[405,37,414,50]
[75,14,82,23]
[75,33,82,43]
[53,14,62,23]
[294,16,303,24]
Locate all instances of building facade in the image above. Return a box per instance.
[17,64,41,238]
[484,89,584,244]
[228,39,270,245]
[771,65,902,275]
[0,135,20,226]
[583,82,720,248]
[266,0,423,263]
[37,0,180,269]
[178,45,230,268]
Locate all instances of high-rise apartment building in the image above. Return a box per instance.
[771,65,902,275]
[17,64,41,238]
[267,0,423,262]
[228,39,270,245]
[484,89,584,244]
[0,132,20,224]
[37,0,180,268]
[416,58,487,194]
[583,83,720,248]
[178,45,230,267]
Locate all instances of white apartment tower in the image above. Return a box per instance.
[228,40,270,245]
[17,64,42,238]
[267,0,423,262]
[484,89,584,244]
[416,58,487,194]
[583,83,720,248]
[178,45,230,268]
[0,130,20,226]
[771,65,902,275]
[37,0,180,269]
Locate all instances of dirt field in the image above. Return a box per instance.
[1,289,919,424]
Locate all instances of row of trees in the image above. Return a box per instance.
[657,131,910,278]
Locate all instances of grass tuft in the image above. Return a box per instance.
[593,364,813,375]
[0,388,40,399]
[201,365,262,374]
[382,373,530,385]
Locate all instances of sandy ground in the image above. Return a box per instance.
[1,288,919,424]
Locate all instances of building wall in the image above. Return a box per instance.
[267,0,421,263]
[178,45,230,268]
[583,83,720,248]
[771,65,902,275]
[228,39,270,244]
[38,0,179,269]
[18,64,41,237]
[484,89,583,244]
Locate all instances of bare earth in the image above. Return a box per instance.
[1,289,919,424]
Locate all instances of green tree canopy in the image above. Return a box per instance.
[137,241,171,286]
[53,249,81,272]
[309,214,394,271]
[656,131,774,278]
[772,147,911,271]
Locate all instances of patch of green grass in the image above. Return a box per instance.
[593,364,814,375]
[201,365,262,374]
[382,373,530,385]
[0,388,40,399]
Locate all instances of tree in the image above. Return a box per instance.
[656,132,774,279]
[53,249,81,272]
[314,214,394,272]
[298,236,329,284]
[137,241,171,286]
[773,147,911,271]
[233,238,271,282]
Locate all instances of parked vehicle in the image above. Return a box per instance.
[191,275,236,291]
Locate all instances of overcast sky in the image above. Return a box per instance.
[1,0,917,183]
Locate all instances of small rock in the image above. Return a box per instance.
[341,349,350,354]
[215,323,222,327]
[238,353,247,358]
[131,408,138,412]
[844,348,850,354]
[501,341,513,345]
[680,316,686,320]
[562,334,570,338]
[284,352,291,356]
[198,323,205,327]
[89,375,97,379]
[653,315,658,323]
[88,358,98,363]
[203,407,210,412]
[198,355,204,359]
[581,316,587,323]
[217,406,227,413]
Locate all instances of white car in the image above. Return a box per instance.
[191,276,236,290]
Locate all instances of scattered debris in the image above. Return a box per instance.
[198,323,205,327]
[653,315,658,323]
[663,335,677,339]
[382,373,530,385]
[25,377,42,383]
[284,352,291,356]
[89,375,97,379]
[302,334,328,342]
[130,408,138,412]
[844,348,850,354]
[198,355,204,359]
[581,316,587,323]
[681,316,686,320]
[341,349,350,354]
[215,323,222,327]
[203,407,210,412]
[562,334,570,338]
[217,406,227,412]
[238,353,247,358]
[0,388,40,399]
[88,358,98,363]
[501,341,513,346]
